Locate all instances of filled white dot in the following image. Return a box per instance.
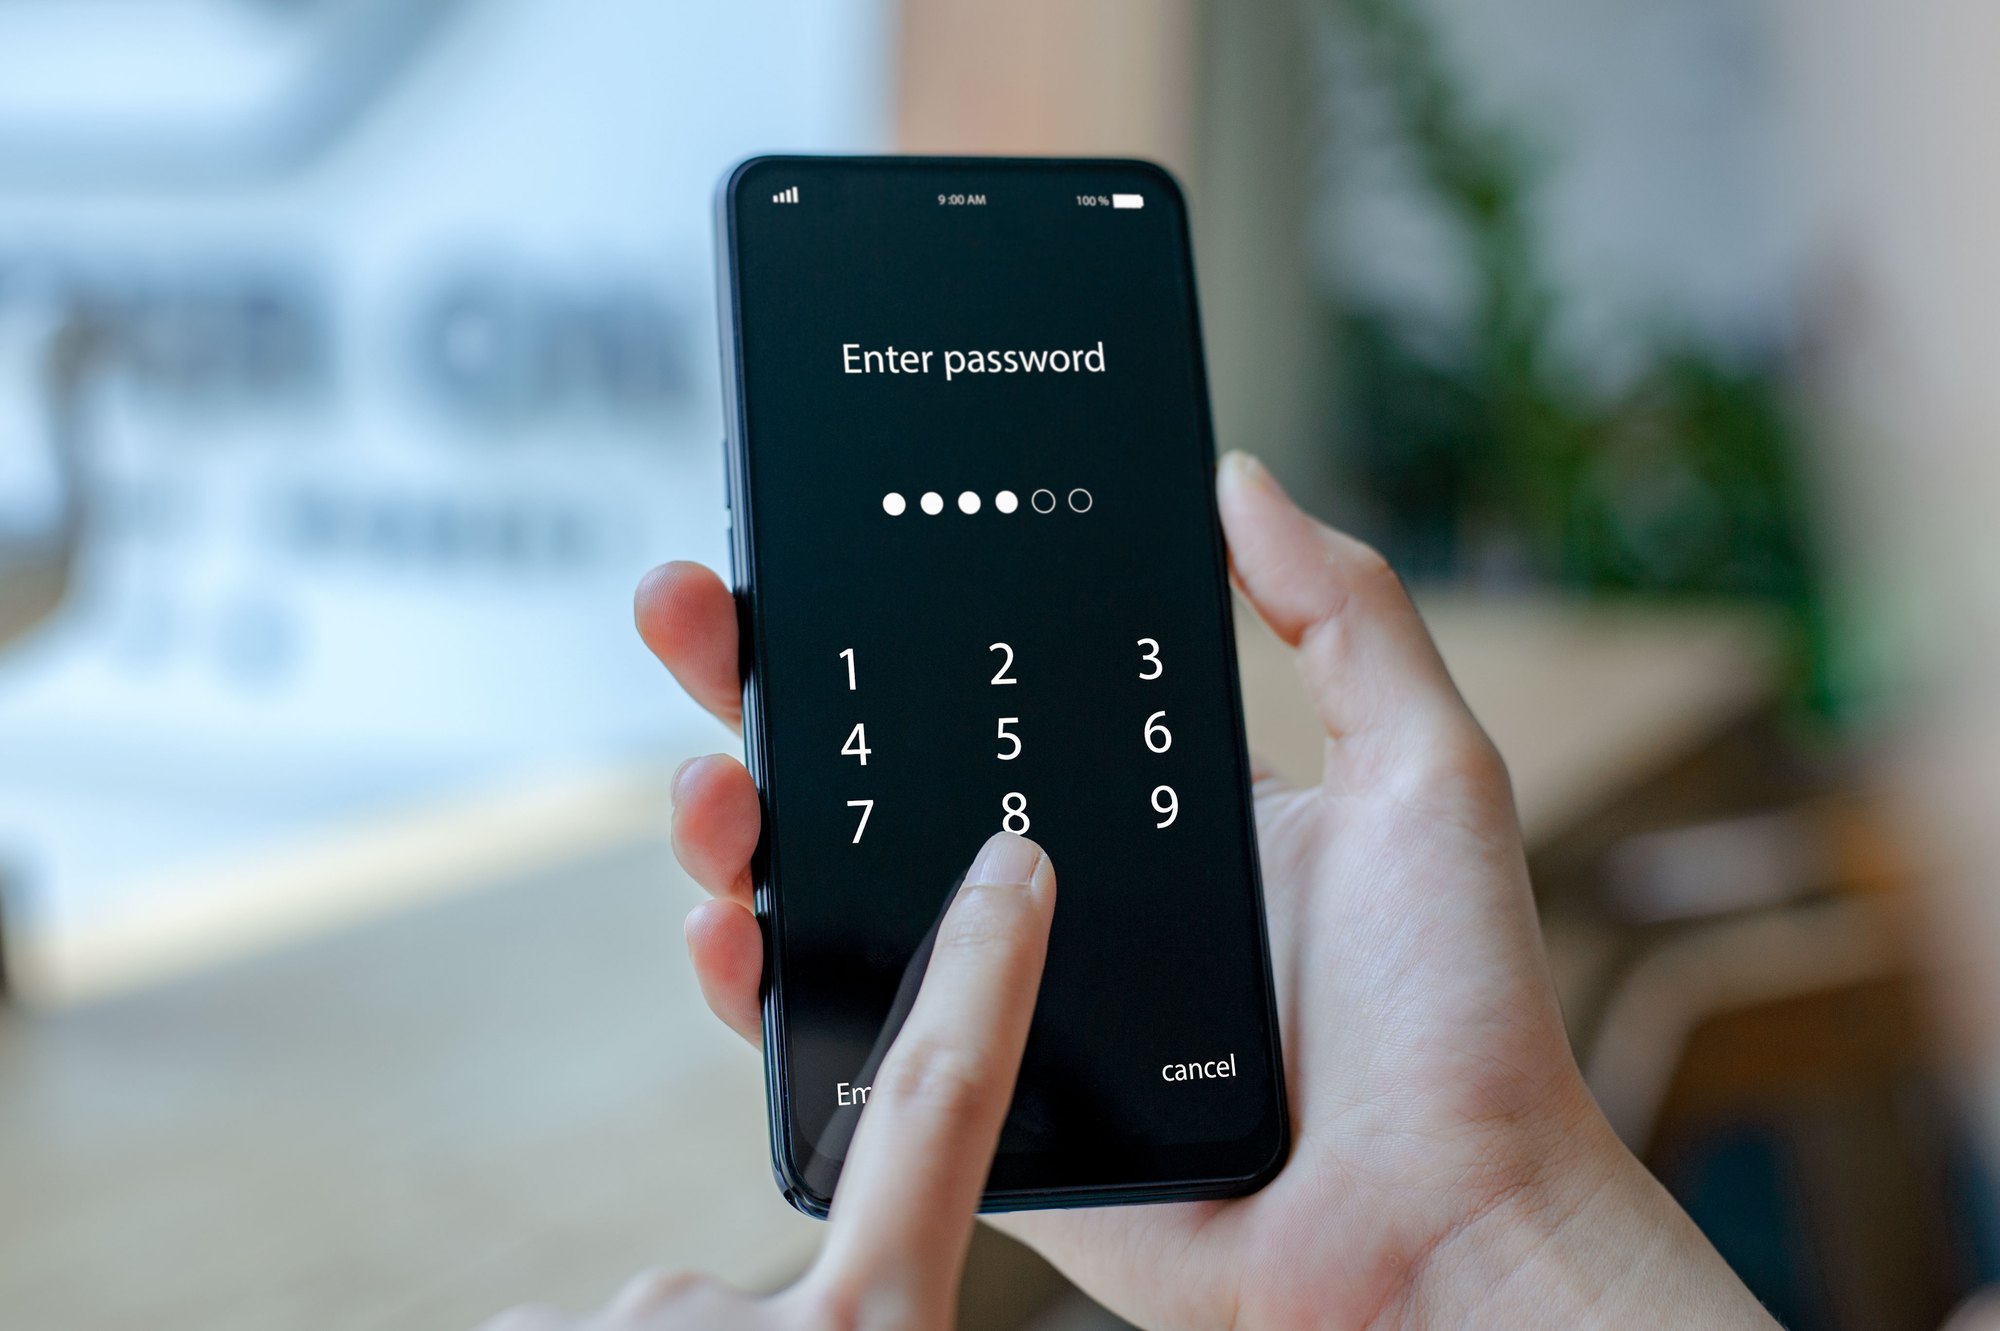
[882,492,907,516]
[920,491,944,515]
[995,490,1019,514]
[957,490,981,514]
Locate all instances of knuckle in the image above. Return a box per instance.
[871,1033,991,1118]
[791,1272,923,1331]
[476,1306,566,1331]
[1344,536,1398,588]
[1423,723,1518,811]
[791,1277,863,1331]
[935,880,1037,956]
[611,1267,708,1315]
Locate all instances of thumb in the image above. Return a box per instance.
[1218,450,1482,767]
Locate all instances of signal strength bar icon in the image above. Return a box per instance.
[772,185,799,204]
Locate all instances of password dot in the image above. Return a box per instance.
[920,491,944,515]
[882,492,907,516]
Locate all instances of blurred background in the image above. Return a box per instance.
[2,1,1996,1327]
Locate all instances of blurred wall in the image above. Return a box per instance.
[0,0,891,994]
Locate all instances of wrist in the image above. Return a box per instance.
[1382,1089,1778,1330]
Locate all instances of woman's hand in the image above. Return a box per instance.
[478,832,1056,1331]
[638,452,1776,1330]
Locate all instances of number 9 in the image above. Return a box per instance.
[1151,784,1178,828]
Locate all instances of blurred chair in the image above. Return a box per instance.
[1577,797,1969,1330]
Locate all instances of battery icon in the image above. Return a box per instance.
[1111,193,1145,210]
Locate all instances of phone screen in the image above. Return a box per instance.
[720,157,1286,1209]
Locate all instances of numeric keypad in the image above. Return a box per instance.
[823,632,1194,849]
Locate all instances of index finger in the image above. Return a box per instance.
[634,561,743,731]
[801,832,1056,1324]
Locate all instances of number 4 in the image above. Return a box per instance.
[847,799,874,842]
[842,723,871,765]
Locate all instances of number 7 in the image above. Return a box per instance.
[846,799,874,843]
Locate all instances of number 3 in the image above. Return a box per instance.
[1137,637,1163,680]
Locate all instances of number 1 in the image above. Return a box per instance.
[847,799,874,842]
[840,648,856,690]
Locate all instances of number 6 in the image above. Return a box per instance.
[1143,710,1172,753]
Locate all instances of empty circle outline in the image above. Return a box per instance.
[1067,487,1093,513]
[1030,488,1057,514]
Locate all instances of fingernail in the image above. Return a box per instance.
[670,756,700,804]
[1220,450,1269,488]
[967,830,1042,887]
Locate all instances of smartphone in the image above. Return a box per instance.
[714,155,1288,1216]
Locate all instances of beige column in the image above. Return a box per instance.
[1775,0,2000,1157]
[894,0,1334,504]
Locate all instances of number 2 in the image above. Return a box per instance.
[989,643,1016,685]
[1137,637,1163,680]
[847,799,874,842]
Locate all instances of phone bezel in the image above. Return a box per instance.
[713,154,1290,1217]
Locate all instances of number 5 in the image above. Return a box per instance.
[847,799,874,843]
[996,717,1022,761]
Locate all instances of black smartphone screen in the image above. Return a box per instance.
[718,157,1287,1212]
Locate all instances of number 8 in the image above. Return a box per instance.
[1001,791,1030,834]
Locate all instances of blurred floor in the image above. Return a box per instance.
[0,834,821,1330]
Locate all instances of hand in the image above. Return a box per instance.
[638,452,1775,1330]
[478,831,1057,1331]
